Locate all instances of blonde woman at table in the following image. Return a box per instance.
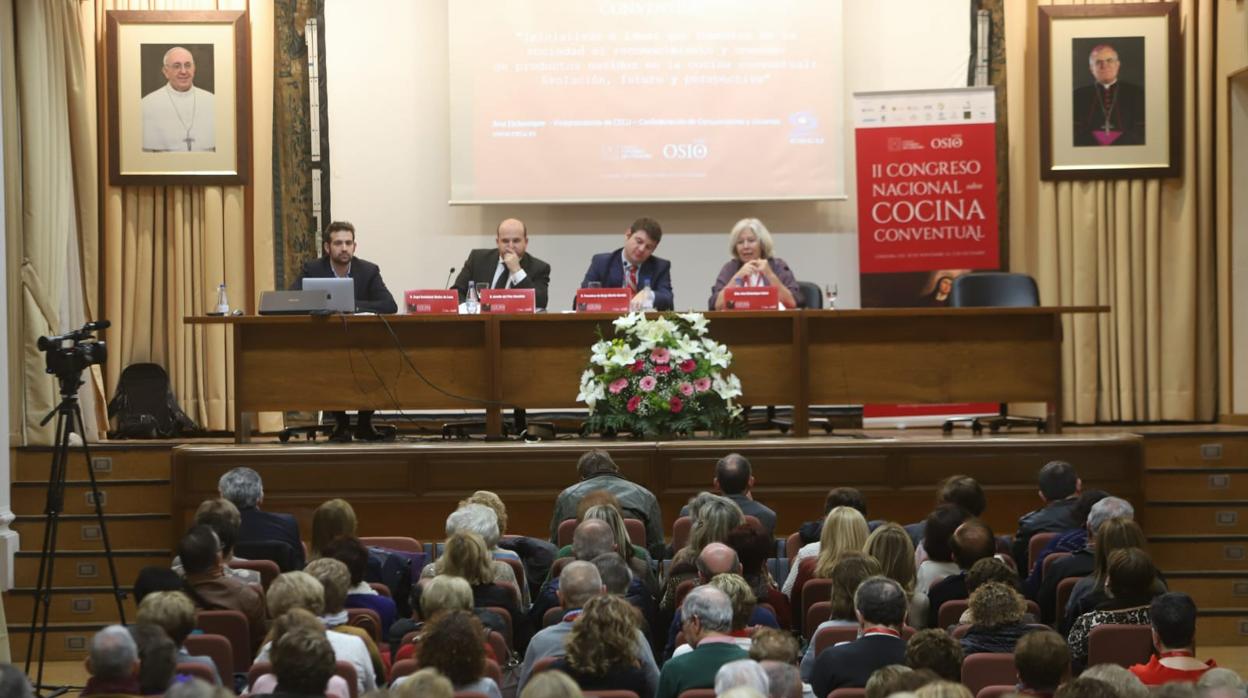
[708,218,803,310]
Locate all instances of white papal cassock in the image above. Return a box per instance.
[141,84,216,152]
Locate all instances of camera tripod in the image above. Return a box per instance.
[24,367,127,696]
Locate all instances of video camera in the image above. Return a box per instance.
[37,320,110,378]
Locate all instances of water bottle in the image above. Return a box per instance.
[640,279,655,311]
[465,281,480,315]
[215,283,230,315]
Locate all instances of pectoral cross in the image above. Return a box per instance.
[183,134,195,151]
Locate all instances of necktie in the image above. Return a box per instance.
[494,267,508,289]
[627,263,639,292]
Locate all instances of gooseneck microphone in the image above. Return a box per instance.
[444,267,456,289]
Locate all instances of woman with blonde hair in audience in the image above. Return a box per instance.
[1067,547,1162,671]
[551,594,655,697]
[916,680,974,698]
[799,552,882,681]
[244,608,353,698]
[391,668,454,698]
[426,531,532,650]
[393,574,504,664]
[308,498,357,561]
[785,505,870,602]
[302,557,386,678]
[659,492,744,611]
[960,581,1032,655]
[405,610,502,698]
[420,504,526,606]
[866,522,931,629]
[520,670,586,698]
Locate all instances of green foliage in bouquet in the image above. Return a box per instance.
[577,312,746,439]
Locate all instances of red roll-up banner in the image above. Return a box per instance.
[853,87,999,424]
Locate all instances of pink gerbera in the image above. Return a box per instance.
[669,396,683,413]
[653,364,672,375]
[630,360,645,374]
[639,376,658,392]
[626,395,642,412]
[694,377,712,392]
[608,378,629,394]
[650,347,671,364]
[679,359,697,373]
[679,382,695,397]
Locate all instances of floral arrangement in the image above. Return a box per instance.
[577,312,745,438]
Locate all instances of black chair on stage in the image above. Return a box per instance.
[942,272,1047,434]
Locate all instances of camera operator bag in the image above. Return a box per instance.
[107,362,199,438]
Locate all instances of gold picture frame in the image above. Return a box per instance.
[106,10,251,184]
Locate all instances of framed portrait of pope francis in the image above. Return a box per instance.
[107,10,251,184]
[1038,2,1181,180]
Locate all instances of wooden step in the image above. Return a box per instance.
[1166,574,1248,609]
[1151,536,1248,571]
[11,514,172,551]
[7,622,109,662]
[1144,470,1248,501]
[15,550,170,588]
[1140,502,1248,535]
[1194,611,1248,645]
[6,588,138,624]
[11,480,172,516]
[13,446,173,482]
[1143,434,1248,470]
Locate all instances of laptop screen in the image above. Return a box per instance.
[301,277,355,313]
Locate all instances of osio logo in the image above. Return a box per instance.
[929,135,964,149]
[662,142,709,159]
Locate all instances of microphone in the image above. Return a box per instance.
[85,320,112,331]
[444,267,456,289]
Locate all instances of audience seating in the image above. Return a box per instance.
[486,630,510,665]
[550,557,572,579]
[813,624,859,657]
[389,658,418,683]
[484,605,513,649]
[500,556,527,593]
[360,536,423,553]
[1028,532,1059,571]
[454,692,490,698]
[805,601,833,641]
[484,658,503,685]
[1087,623,1154,668]
[676,690,716,698]
[543,606,566,627]
[230,558,280,589]
[531,654,561,676]
[235,539,301,572]
[176,662,218,684]
[249,660,360,698]
[672,516,693,552]
[786,532,803,560]
[183,633,234,681]
[557,519,578,547]
[368,582,392,597]
[195,609,253,672]
[1055,576,1082,627]
[962,653,1018,695]
[829,689,868,698]
[555,518,646,547]
[799,578,835,638]
[1042,552,1072,581]
[496,579,524,608]
[976,686,1018,698]
[347,607,382,642]
[584,692,641,698]
[674,579,697,608]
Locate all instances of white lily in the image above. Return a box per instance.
[678,312,710,335]
[589,340,613,367]
[613,312,644,331]
[713,373,743,400]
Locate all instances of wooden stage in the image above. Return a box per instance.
[170,428,1146,546]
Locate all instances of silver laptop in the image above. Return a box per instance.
[302,277,356,313]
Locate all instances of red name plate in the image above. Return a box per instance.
[575,288,631,312]
[481,288,536,314]
[405,289,459,314]
[723,286,779,310]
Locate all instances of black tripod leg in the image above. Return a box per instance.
[27,408,70,690]
[72,404,127,624]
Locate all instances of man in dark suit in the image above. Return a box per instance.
[680,453,777,536]
[293,220,397,440]
[218,467,304,570]
[580,217,674,311]
[1072,44,1145,147]
[926,518,996,628]
[452,218,552,310]
[811,576,910,698]
[1011,460,1082,570]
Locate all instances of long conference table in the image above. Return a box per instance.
[186,307,1106,441]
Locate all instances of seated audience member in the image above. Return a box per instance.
[785,505,870,599]
[260,628,338,698]
[0,664,33,698]
[750,627,801,664]
[531,519,618,626]
[956,557,1025,627]
[800,552,883,681]
[166,678,234,698]
[1129,592,1217,685]
[915,505,970,595]
[520,562,605,689]
[680,453,778,535]
[906,629,963,682]
[799,487,880,546]
[866,665,931,698]
[811,576,910,698]
[246,609,351,698]
[1060,516,1152,634]
[82,625,141,697]
[728,519,792,629]
[406,610,503,698]
[591,551,655,629]
[710,218,802,310]
[1023,490,1111,597]
[960,582,1033,655]
[657,586,749,698]
[665,544,779,659]
[760,660,803,698]
[867,523,931,628]
[1067,547,1161,671]
[1013,461,1082,570]
[428,530,532,650]
[218,466,303,570]
[905,475,986,548]
[550,449,665,558]
[464,490,557,593]
[1014,629,1071,698]
[322,535,399,634]
[303,557,386,672]
[134,566,184,604]
[916,681,974,698]
[581,504,657,595]
[1197,668,1248,698]
[127,623,177,695]
[715,659,772,696]
[661,493,744,613]
[1054,677,1118,698]
[580,216,674,311]
[392,667,454,698]
[1081,664,1150,698]
[308,498,357,562]
[671,573,767,657]
[260,572,378,692]
[550,594,659,698]
[926,518,996,628]
[520,670,587,698]
[136,590,221,684]
[394,574,504,663]
[1157,684,1202,698]
[178,525,268,652]
[172,498,260,585]
[425,503,528,608]
[1037,496,1136,626]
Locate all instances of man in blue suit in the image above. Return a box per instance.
[218,467,304,570]
[580,217,674,310]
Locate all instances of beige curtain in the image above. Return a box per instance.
[1005,0,1217,423]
